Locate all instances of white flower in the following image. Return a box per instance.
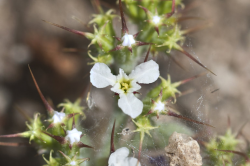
[52,111,66,123]
[69,161,77,166]
[122,33,136,47]
[108,147,141,166]
[153,101,165,112]
[90,60,159,118]
[152,16,161,24]
[65,128,82,145]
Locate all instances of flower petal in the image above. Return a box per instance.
[111,82,123,94]
[125,157,141,166]
[118,93,143,118]
[115,147,129,161]
[117,68,129,81]
[90,63,116,88]
[127,81,141,93]
[108,147,129,166]
[129,60,160,84]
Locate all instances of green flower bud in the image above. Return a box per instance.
[23,113,53,144]
[59,151,89,166]
[156,25,185,53]
[89,9,117,37]
[87,24,115,53]
[43,150,60,166]
[0,113,54,146]
[146,75,181,102]
[218,129,239,151]
[58,99,85,129]
[132,116,158,141]
[205,129,240,166]
[88,51,114,65]
[58,99,85,118]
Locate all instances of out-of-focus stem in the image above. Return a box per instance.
[137,133,144,166]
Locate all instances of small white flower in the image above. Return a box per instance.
[69,161,77,166]
[65,128,82,145]
[108,147,141,166]
[52,111,66,123]
[122,33,136,47]
[90,60,159,118]
[153,101,165,112]
[152,16,161,24]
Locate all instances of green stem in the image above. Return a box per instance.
[137,132,144,166]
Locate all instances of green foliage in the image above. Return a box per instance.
[205,129,241,166]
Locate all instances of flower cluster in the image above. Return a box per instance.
[0,0,221,166]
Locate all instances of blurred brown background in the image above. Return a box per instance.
[0,0,249,165]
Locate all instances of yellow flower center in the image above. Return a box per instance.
[120,80,131,93]
[121,83,129,90]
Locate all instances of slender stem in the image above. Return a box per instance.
[182,22,211,35]
[179,72,207,85]
[137,133,144,166]
[0,133,24,138]
[0,142,28,147]
[28,65,54,115]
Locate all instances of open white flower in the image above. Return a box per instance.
[52,111,66,123]
[90,60,159,118]
[65,128,82,145]
[108,147,141,166]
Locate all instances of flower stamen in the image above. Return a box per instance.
[121,82,130,93]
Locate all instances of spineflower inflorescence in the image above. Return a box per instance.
[90,60,159,118]
[0,0,224,165]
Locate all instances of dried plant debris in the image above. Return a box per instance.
[165,132,202,166]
